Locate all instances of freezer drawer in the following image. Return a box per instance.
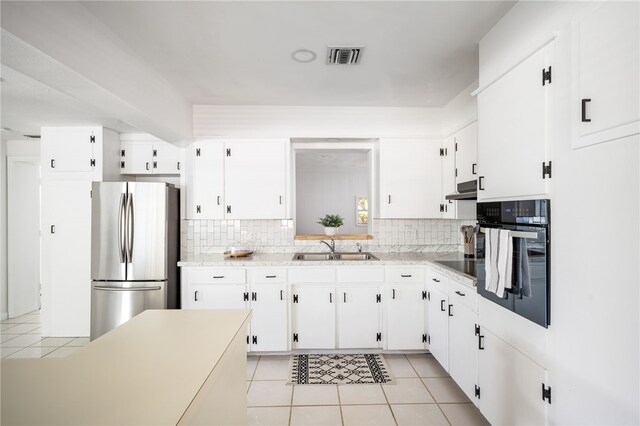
[90,281,166,340]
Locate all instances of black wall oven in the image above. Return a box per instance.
[476,200,550,328]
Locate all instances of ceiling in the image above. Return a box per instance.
[82,1,514,108]
[297,149,369,169]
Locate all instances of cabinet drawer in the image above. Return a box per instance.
[290,268,336,283]
[252,268,287,284]
[386,267,425,283]
[187,268,246,284]
[337,267,385,283]
[428,270,449,294]
[449,279,477,312]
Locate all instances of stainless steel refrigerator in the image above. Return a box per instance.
[90,182,179,340]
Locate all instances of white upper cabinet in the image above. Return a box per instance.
[454,122,478,184]
[441,137,456,219]
[224,139,288,219]
[42,128,95,173]
[186,141,225,219]
[571,1,640,149]
[379,139,442,219]
[477,43,553,200]
[119,135,181,175]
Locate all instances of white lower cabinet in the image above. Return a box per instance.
[291,285,336,349]
[250,284,288,352]
[478,327,549,425]
[188,283,248,309]
[448,297,479,406]
[386,283,426,350]
[337,285,382,349]
[426,285,449,370]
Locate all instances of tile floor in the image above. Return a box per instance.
[247,354,490,426]
[0,310,88,359]
[2,311,489,425]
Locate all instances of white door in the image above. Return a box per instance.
[386,283,425,350]
[187,284,248,309]
[478,327,549,425]
[477,43,553,200]
[224,140,287,219]
[42,180,92,336]
[153,141,181,174]
[441,137,456,219]
[455,122,478,184]
[337,285,382,349]
[291,285,336,349]
[250,284,288,352]
[187,142,224,219]
[7,158,41,317]
[572,1,640,149]
[379,139,442,219]
[42,128,94,173]
[120,141,153,174]
[427,286,449,371]
[448,302,479,405]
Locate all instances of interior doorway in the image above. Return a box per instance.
[7,156,41,317]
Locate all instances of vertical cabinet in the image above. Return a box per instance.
[249,284,288,352]
[119,135,181,175]
[426,285,449,371]
[441,137,457,220]
[478,327,549,425]
[41,127,96,174]
[571,1,640,149]
[385,268,426,350]
[379,139,442,219]
[291,285,336,349]
[186,142,225,219]
[477,43,553,200]
[337,285,382,349]
[454,122,478,184]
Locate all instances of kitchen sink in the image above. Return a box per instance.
[292,252,379,261]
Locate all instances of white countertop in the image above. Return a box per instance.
[1,309,252,426]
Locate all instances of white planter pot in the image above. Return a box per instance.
[324,227,338,236]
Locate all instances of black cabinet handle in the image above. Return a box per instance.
[455,290,466,297]
[251,292,257,301]
[50,159,55,168]
[392,289,396,299]
[266,275,276,279]
[146,162,150,171]
[479,335,485,350]
[388,195,391,204]
[329,293,333,303]
[213,276,224,279]
[440,300,446,311]
[479,176,485,191]
[400,274,412,278]
[217,196,221,205]
[343,292,347,303]
[194,291,199,301]
[432,278,440,283]
[280,290,284,301]
[472,163,477,175]
[581,98,592,122]
[448,304,453,317]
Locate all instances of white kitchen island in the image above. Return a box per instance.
[1,309,251,425]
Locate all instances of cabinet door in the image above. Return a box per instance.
[187,284,248,309]
[225,140,287,219]
[42,180,92,336]
[379,139,442,219]
[291,285,336,349]
[448,302,479,405]
[441,137,456,219]
[120,141,153,174]
[186,142,224,219]
[42,128,95,173]
[153,141,181,174]
[572,1,640,148]
[478,328,548,425]
[337,285,382,349]
[455,122,478,184]
[250,284,288,352]
[427,286,449,371]
[386,283,425,350]
[477,44,553,200]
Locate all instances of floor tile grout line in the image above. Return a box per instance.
[379,355,399,426]
[406,353,452,426]
[336,382,345,426]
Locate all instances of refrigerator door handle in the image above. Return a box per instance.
[93,286,162,292]
[118,193,127,263]
[126,193,135,263]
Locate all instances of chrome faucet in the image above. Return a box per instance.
[320,238,336,254]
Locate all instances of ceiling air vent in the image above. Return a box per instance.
[327,47,363,65]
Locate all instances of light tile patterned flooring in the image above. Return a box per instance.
[0,310,88,359]
[2,311,488,425]
[247,354,490,426]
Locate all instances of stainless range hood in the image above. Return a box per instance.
[445,180,477,201]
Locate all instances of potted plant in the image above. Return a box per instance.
[317,214,344,236]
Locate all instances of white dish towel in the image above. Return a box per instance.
[484,229,501,294]
[496,229,513,297]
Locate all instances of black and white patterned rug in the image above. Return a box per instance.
[288,354,395,385]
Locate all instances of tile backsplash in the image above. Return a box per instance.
[181,218,476,257]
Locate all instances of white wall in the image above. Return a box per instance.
[441,80,478,137]
[479,2,639,424]
[0,138,41,319]
[296,164,369,235]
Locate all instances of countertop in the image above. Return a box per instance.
[1,309,252,425]
[179,251,478,286]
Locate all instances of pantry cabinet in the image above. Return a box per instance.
[337,285,383,349]
[477,43,553,200]
[571,1,640,149]
[379,139,442,219]
[119,135,181,175]
[186,141,225,219]
[291,285,336,349]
